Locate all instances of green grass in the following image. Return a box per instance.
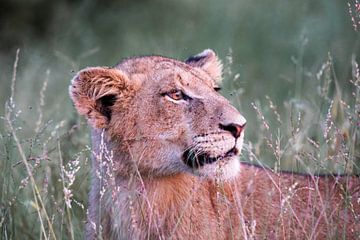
[1,50,90,239]
[241,52,360,174]
[1,44,359,240]
[0,0,359,239]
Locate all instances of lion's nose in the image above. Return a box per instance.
[219,122,246,138]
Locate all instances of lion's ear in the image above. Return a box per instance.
[185,49,223,82]
[69,67,130,129]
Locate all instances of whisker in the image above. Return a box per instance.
[192,131,223,139]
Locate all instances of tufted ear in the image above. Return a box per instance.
[185,49,223,82]
[69,67,131,129]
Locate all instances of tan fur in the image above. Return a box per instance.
[70,50,360,239]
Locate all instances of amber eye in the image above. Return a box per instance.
[167,90,184,100]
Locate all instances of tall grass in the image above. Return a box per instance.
[0,45,359,239]
[240,52,360,175]
[1,50,89,239]
[0,1,359,238]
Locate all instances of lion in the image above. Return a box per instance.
[70,49,360,239]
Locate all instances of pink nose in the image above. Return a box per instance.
[219,123,246,138]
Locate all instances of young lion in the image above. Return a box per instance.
[70,49,360,239]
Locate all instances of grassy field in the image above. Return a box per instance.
[0,0,359,239]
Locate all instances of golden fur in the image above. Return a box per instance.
[70,49,360,239]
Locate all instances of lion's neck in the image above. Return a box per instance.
[108,172,237,239]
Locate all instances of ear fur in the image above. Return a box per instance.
[69,67,130,129]
[185,49,223,82]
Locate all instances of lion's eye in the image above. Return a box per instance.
[163,90,192,102]
[214,87,222,92]
[167,90,184,101]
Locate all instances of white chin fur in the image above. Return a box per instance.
[194,156,241,181]
[194,133,244,181]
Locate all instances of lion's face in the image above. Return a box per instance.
[70,49,246,180]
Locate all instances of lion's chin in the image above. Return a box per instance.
[192,156,241,181]
[182,147,238,168]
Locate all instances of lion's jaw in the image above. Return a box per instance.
[70,49,246,180]
[185,129,245,180]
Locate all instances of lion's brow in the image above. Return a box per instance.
[153,58,214,86]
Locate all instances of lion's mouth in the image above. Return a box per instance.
[182,147,239,168]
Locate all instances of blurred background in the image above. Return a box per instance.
[0,0,359,238]
[1,0,358,115]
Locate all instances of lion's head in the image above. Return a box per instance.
[70,49,246,180]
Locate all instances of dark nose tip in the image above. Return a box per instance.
[219,123,246,138]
